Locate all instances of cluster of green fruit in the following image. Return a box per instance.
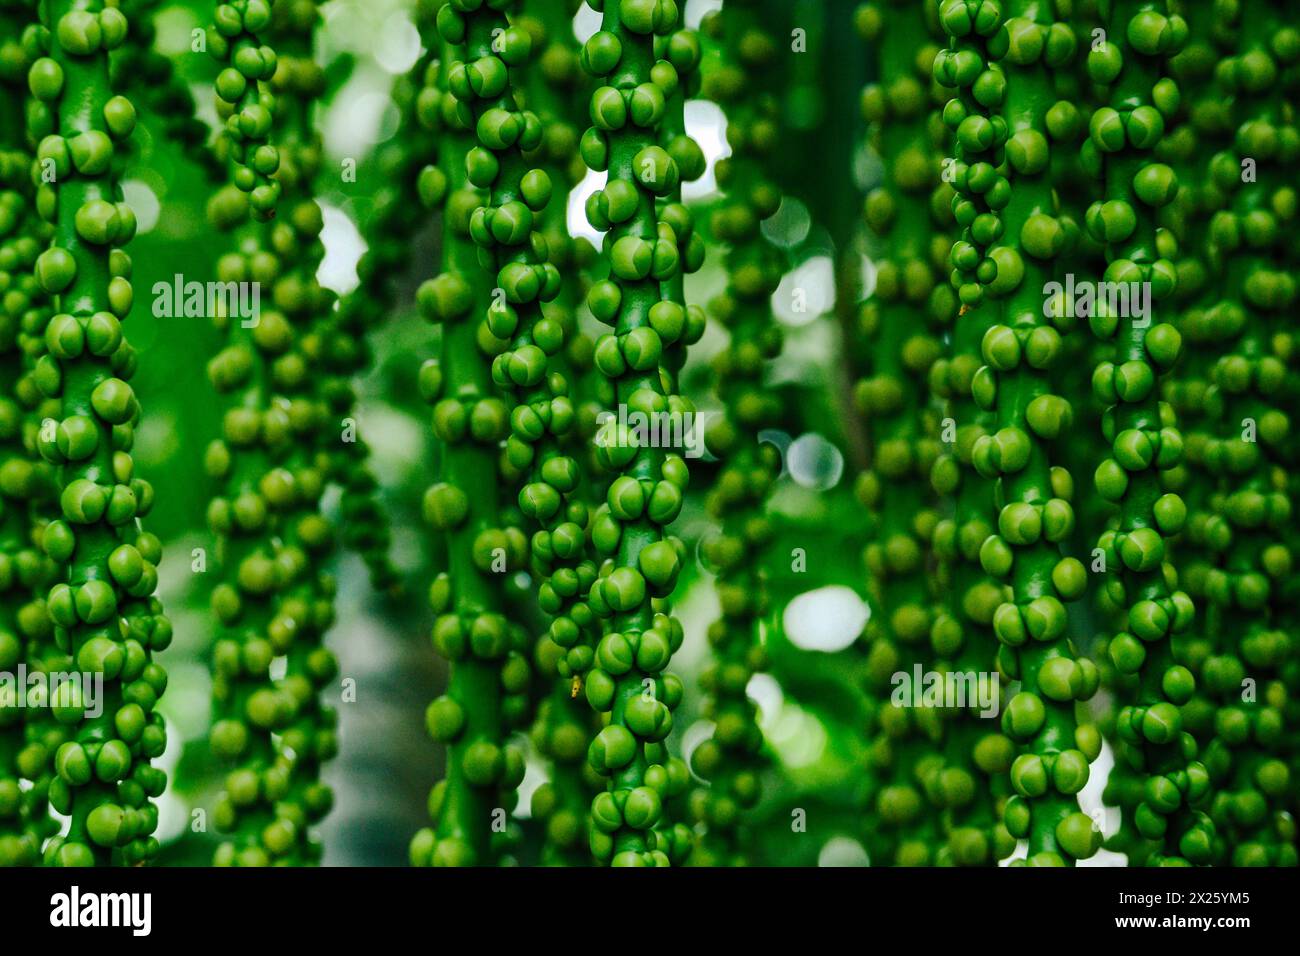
[0,0,1296,869]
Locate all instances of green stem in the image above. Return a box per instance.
[576,0,695,868]
[409,25,527,867]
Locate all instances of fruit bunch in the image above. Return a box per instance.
[0,0,1294,870]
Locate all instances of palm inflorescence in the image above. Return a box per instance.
[0,0,1296,869]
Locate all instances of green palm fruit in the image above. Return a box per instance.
[528,640,602,865]
[517,0,601,385]
[1094,0,1217,865]
[207,0,341,866]
[1080,0,1220,866]
[27,0,172,867]
[858,0,1005,868]
[436,0,598,695]
[201,0,316,868]
[1,9,64,865]
[930,4,1019,871]
[1284,39,1300,831]
[440,0,634,867]
[857,0,949,867]
[209,0,280,223]
[0,5,58,866]
[409,26,529,868]
[0,428,50,867]
[1160,0,1228,603]
[655,26,707,383]
[258,0,342,862]
[687,1,786,866]
[1189,0,1298,867]
[515,0,606,866]
[516,0,601,492]
[642,23,703,860]
[576,0,695,868]
[1039,3,1106,622]
[937,0,1105,866]
[514,3,607,500]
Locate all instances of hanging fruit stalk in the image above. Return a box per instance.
[261,0,341,863]
[936,0,1105,865]
[516,0,605,866]
[865,0,1017,868]
[576,0,696,867]
[2,6,64,866]
[688,1,786,865]
[1103,0,1221,864]
[202,0,312,867]
[437,0,603,864]
[0,4,53,865]
[1082,0,1221,865]
[972,0,1108,867]
[28,0,172,866]
[931,0,1020,868]
[409,22,528,867]
[1192,0,1298,866]
[853,0,953,866]
[654,26,706,385]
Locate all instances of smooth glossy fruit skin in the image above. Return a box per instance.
[409,17,530,868]
[686,2,779,866]
[1179,0,1298,868]
[207,0,345,867]
[28,0,171,867]
[0,6,30,867]
[654,26,707,385]
[981,0,1106,867]
[1155,0,1225,658]
[5,11,67,865]
[1133,0,1235,870]
[1076,0,1220,866]
[211,0,340,867]
[529,637,602,866]
[576,0,694,868]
